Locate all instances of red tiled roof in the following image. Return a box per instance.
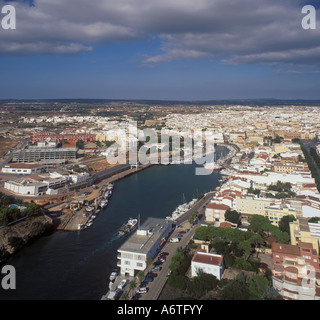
[272,243,300,256]
[192,251,223,266]
[205,203,230,211]
[219,222,232,228]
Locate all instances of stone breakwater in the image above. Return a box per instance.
[0,215,56,264]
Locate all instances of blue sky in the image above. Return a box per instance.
[0,0,320,100]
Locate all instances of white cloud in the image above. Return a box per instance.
[0,0,319,67]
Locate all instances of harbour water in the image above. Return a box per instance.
[0,146,228,300]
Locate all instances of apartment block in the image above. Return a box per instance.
[117,218,173,276]
[233,195,273,224]
[272,242,320,300]
[12,147,77,163]
[290,218,320,255]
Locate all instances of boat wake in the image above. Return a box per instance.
[78,232,122,266]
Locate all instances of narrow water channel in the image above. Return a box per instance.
[0,146,228,300]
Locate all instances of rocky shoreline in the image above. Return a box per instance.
[0,215,57,264]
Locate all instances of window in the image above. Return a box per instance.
[136,262,143,267]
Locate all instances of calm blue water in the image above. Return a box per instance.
[0,146,228,300]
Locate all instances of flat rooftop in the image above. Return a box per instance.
[118,217,172,255]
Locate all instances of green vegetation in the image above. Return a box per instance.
[247,187,261,196]
[278,215,296,234]
[0,192,41,226]
[309,217,320,223]
[224,209,240,225]
[167,248,219,298]
[188,210,198,225]
[76,139,84,149]
[194,224,263,272]
[264,135,283,144]
[248,215,290,243]
[299,140,320,192]
[166,247,279,300]
[266,181,296,198]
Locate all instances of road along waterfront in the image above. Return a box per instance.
[0,145,228,300]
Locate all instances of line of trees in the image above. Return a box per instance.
[299,140,320,192]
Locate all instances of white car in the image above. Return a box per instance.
[109,272,117,282]
[136,287,147,294]
[117,279,128,290]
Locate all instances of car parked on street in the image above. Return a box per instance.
[147,272,157,278]
[136,286,148,294]
[117,279,128,290]
[151,266,162,272]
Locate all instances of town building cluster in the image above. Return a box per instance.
[2,104,320,299]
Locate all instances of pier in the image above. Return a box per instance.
[49,163,153,231]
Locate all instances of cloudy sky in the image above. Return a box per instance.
[0,0,320,100]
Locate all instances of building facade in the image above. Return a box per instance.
[191,250,224,280]
[290,218,320,255]
[1,163,48,174]
[205,203,230,223]
[272,242,320,300]
[117,218,173,276]
[12,147,77,163]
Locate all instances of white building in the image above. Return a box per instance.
[117,218,173,276]
[69,172,90,183]
[4,179,47,196]
[1,163,48,174]
[191,250,224,280]
[4,173,69,196]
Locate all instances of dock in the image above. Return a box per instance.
[49,163,153,231]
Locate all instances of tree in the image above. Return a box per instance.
[279,215,296,234]
[25,202,40,217]
[136,271,145,285]
[225,209,240,225]
[188,210,198,225]
[129,280,137,299]
[146,256,153,267]
[120,292,129,300]
[169,250,185,273]
[220,273,250,300]
[248,215,270,235]
[224,253,235,268]
[211,238,228,255]
[309,217,320,223]
[187,271,218,298]
[247,274,270,299]
[261,286,282,300]
[238,240,252,260]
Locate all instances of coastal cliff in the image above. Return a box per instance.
[0,215,56,264]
